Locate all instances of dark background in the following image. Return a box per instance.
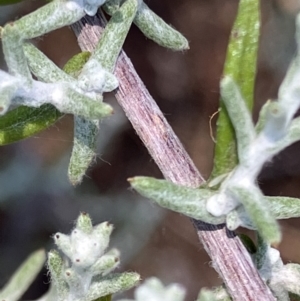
[1,0,300,300]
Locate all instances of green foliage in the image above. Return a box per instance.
[0,0,189,184]
[63,51,91,77]
[211,0,260,177]
[0,51,91,145]
[2,0,300,300]
[129,176,300,229]
[68,0,138,185]
[0,104,61,145]
[229,185,280,244]
[128,176,224,224]
[103,1,189,51]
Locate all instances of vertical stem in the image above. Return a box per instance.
[71,11,275,301]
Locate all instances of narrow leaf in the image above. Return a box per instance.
[134,2,189,50]
[129,176,225,224]
[0,104,62,145]
[103,1,189,51]
[0,249,46,301]
[229,185,281,244]
[69,0,137,185]
[211,0,260,177]
[90,249,120,276]
[86,272,140,301]
[0,46,90,146]
[103,0,121,15]
[47,250,69,299]
[68,117,98,185]
[267,196,300,219]
[24,42,75,83]
[220,76,255,162]
[63,52,99,185]
[90,0,138,72]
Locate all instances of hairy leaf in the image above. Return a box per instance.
[212,0,260,177]
[0,249,46,301]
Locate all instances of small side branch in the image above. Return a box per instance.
[71,12,275,301]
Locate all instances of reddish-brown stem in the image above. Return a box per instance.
[71,11,275,301]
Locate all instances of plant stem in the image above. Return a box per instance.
[71,11,275,301]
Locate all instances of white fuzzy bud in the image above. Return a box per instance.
[206,193,238,217]
[69,228,103,268]
[78,59,119,93]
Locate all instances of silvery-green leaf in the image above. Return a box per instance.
[86,272,140,301]
[129,176,225,224]
[103,0,189,50]
[267,196,300,219]
[90,249,120,276]
[13,82,112,119]
[24,42,75,83]
[88,0,138,72]
[228,185,281,244]
[1,0,85,79]
[68,117,99,185]
[103,0,121,15]
[220,76,255,162]
[47,250,69,300]
[70,0,138,184]
[0,249,46,301]
[76,211,94,234]
[134,2,189,50]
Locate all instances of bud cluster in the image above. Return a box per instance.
[48,212,140,301]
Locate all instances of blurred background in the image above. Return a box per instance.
[1,0,300,300]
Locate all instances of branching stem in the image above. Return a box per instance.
[71,11,275,301]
